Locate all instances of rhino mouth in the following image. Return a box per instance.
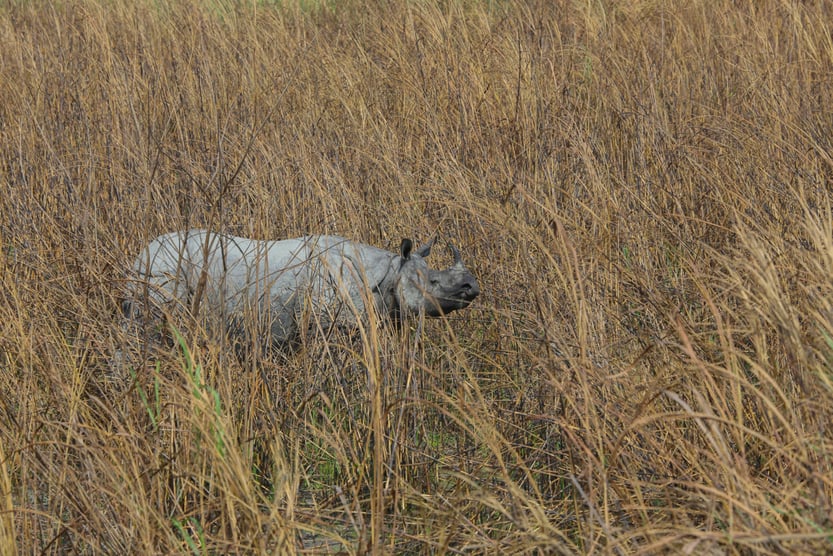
[427,284,480,316]
[453,280,480,303]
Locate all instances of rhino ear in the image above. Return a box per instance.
[416,237,435,258]
[400,238,413,260]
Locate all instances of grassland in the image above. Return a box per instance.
[1,0,833,553]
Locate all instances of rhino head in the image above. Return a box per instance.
[393,238,480,319]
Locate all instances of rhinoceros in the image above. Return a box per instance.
[124,229,480,350]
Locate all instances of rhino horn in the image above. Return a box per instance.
[449,243,462,265]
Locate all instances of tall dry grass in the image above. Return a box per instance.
[1,0,832,553]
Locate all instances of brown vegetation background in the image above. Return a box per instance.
[1,0,833,553]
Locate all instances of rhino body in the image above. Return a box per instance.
[125,229,479,349]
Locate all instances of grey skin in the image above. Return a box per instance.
[124,229,480,349]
